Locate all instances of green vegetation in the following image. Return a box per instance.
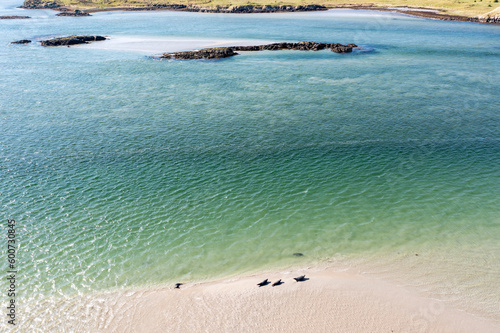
[38,0,500,17]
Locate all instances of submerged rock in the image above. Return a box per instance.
[40,35,106,47]
[11,39,32,44]
[160,41,358,60]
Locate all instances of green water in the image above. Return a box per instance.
[1,3,499,327]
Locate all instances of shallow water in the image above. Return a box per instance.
[1,2,500,329]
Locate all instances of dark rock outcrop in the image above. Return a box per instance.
[0,16,31,19]
[477,8,500,23]
[232,42,357,52]
[56,10,91,16]
[11,39,32,44]
[330,44,358,53]
[162,47,238,59]
[40,35,106,46]
[20,0,60,9]
[477,16,500,24]
[161,41,358,60]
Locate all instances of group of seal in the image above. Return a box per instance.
[173,275,307,290]
[174,254,307,289]
[257,275,307,287]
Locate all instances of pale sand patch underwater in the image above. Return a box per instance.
[74,36,276,54]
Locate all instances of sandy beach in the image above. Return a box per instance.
[60,265,499,333]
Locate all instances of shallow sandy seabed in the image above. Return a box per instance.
[74,36,277,54]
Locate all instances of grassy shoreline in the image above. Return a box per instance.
[22,0,500,18]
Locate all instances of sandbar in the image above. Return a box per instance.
[53,265,500,332]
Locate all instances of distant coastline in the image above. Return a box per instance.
[19,1,500,24]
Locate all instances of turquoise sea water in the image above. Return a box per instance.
[1,1,500,328]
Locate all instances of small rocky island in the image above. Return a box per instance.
[0,16,31,19]
[11,39,32,44]
[40,35,106,46]
[160,42,358,60]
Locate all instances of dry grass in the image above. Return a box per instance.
[56,0,499,17]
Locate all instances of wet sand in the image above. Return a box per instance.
[76,266,500,332]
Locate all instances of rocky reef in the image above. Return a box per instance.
[11,39,32,44]
[232,42,357,53]
[161,48,238,60]
[40,35,106,46]
[0,16,31,19]
[161,41,358,60]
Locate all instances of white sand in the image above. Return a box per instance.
[81,266,499,332]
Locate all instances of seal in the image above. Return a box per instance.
[293,275,307,282]
[257,279,270,287]
[272,279,284,286]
